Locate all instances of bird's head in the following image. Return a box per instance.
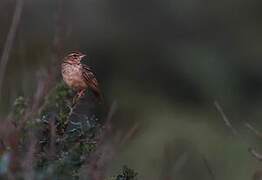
[65,51,86,64]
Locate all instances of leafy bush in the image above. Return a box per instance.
[0,81,137,180]
[115,165,138,180]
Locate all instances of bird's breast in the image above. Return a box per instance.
[61,63,87,91]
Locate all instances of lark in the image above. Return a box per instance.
[61,52,103,104]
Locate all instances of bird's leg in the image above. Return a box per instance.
[72,89,85,105]
[76,89,86,101]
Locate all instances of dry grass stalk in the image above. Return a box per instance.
[214,101,262,161]
[0,0,24,96]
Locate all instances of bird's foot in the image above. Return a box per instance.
[78,90,85,99]
[73,90,86,104]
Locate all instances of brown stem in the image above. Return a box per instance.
[214,101,262,162]
[0,0,24,96]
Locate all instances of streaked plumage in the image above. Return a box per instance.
[61,52,103,103]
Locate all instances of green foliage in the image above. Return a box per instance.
[13,96,28,118]
[3,81,137,179]
[115,165,138,180]
[34,81,98,177]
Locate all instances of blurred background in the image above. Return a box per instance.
[1,0,262,179]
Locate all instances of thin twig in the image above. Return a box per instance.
[120,123,139,145]
[49,117,56,162]
[0,0,24,96]
[52,0,64,60]
[17,0,64,129]
[98,100,118,146]
[214,102,239,139]
[68,94,80,116]
[171,152,188,178]
[214,101,262,161]
[81,101,118,180]
[23,136,36,180]
[64,97,83,127]
[160,146,188,180]
[81,101,140,180]
[202,156,215,180]
[245,123,262,138]
[0,138,6,151]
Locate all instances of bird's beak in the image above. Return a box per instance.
[80,54,86,59]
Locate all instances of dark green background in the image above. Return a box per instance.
[1,0,262,179]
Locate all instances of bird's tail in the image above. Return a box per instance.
[91,88,104,104]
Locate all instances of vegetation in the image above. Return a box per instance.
[0,81,138,179]
[2,0,262,179]
[115,165,138,180]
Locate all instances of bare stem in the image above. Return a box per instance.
[0,0,24,96]
[202,156,215,180]
[245,123,262,138]
[214,101,262,161]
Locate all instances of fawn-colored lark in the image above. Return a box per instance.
[61,52,103,104]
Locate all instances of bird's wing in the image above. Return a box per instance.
[81,64,98,89]
[81,64,104,103]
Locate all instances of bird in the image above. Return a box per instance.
[61,51,103,104]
